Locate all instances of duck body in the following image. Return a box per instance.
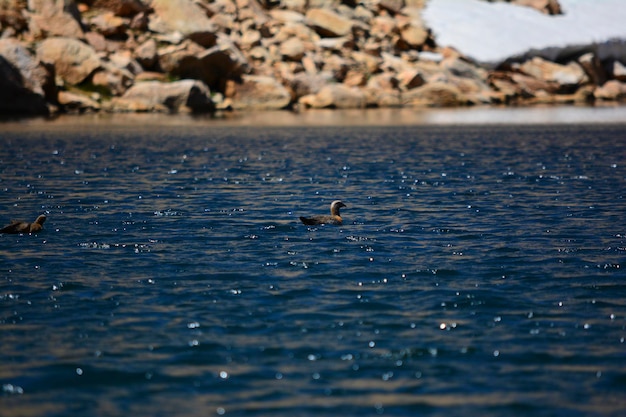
[0,215,46,234]
[299,200,346,226]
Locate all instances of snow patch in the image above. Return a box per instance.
[423,0,626,66]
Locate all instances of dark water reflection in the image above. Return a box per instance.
[1,119,625,416]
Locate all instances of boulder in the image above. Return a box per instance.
[158,36,248,92]
[37,37,102,85]
[148,0,217,47]
[519,57,588,92]
[0,40,51,115]
[364,86,402,107]
[577,53,606,86]
[493,71,557,98]
[84,31,108,52]
[379,0,405,15]
[111,79,215,112]
[228,75,291,110]
[279,37,305,61]
[441,57,487,81]
[269,9,305,24]
[299,84,366,109]
[134,38,157,70]
[27,0,84,39]
[305,8,354,38]
[594,80,626,101]
[91,64,133,96]
[58,90,100,112]
[0,38,54,98]
[91,0,148,17]
[401,81,465,107]
[89,11,128,38]
[397,69,425,90]
[399,23,428,48]
[290,71,333,98]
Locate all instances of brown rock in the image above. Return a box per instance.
[129,11,148,30]
[399,24,428,48]
[91,0,148,17]
[594,80,626,101]
[159,35,248,92]
[134,71,167,82]
[364,87,402,107]
[58,90,100,112]
[269,9,305,24]
[112,79,215,113]
[370,15,397,40]
[0,4,28,34]
[397,69,425,90]
[37,37,102,85]
[299,84,366,109]
[343,69,367,87]
[27,0,84,39]
[90,11,128,37]
[509,72,557,97]
[397,9,428,49]
[279,37,305,61]
[149,0,217,47]
[351,51,381,74]
[367,72,399,90]
[91,62,133,95]
[228,75,291,110]
[84,31,107,52]
[401,81,465,107]
[134,38,157,70]
[290,71,332,98]
[519,57,588,91]
[379,0,405,14]
[306,8,354,38]
[577,53,606,86]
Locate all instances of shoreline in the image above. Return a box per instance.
[2,105,626,130]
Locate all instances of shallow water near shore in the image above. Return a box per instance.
[1,110,626,416]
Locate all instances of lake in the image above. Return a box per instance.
[1,108,625,416]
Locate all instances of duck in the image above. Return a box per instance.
[0,214,46,234]
[299,200,346,225]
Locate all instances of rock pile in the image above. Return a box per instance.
[0,0,624,116]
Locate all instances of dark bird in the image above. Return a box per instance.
[0,214,46,234]
[299,200,346,225]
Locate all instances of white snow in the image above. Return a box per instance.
[422,0,626,66]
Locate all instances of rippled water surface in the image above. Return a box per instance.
[1,118,625,416]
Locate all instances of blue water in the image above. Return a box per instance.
[1,120,625,416]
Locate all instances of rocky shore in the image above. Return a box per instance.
[1,0,625,116]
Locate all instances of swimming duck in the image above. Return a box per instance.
[299,200,346,225]
[0,214,46,234]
